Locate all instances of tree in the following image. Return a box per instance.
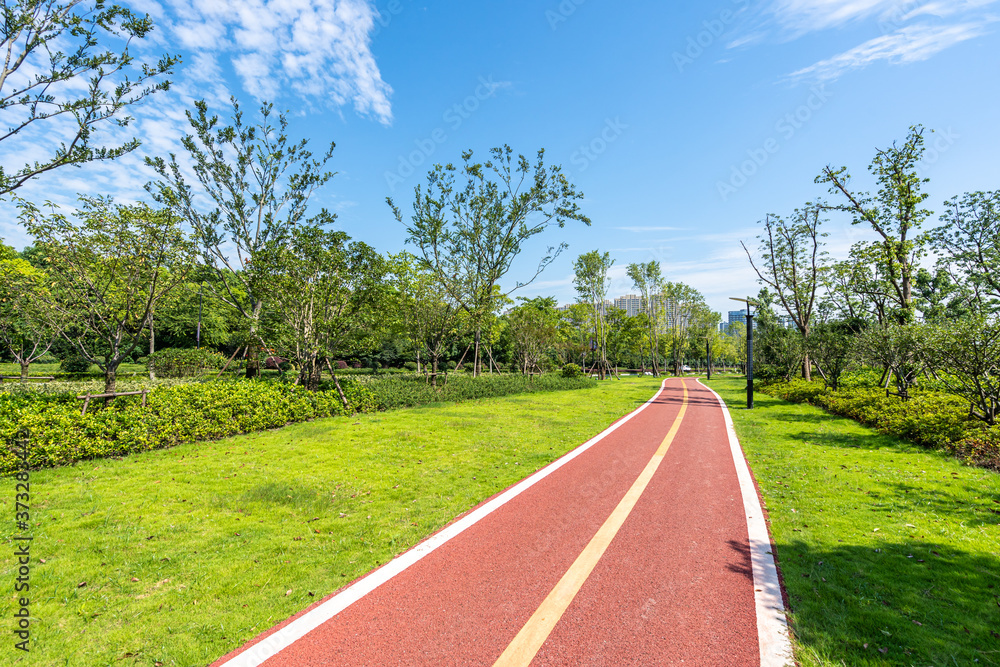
[391,253,461,383]
[0,0,177,195]
[390,146,590,376]
[606,307,644,371]
[556,302,591,367]
[913,267,970,322]
[742,205,827,380]
[19,196,195,394]
[146,97,335,377]
[930,190,1000,314]
[808,319,861,390]
[0,243,62,378]
[659,281,707,375]
[817,125,932,322]
[853,321,927,400]
[573,250,615,379]
[921,316,1000,425]
[751,290,804,382]
[256,225,385,391]
[825,252,891,324]
[626,261,664,375]
[506,297,559,375]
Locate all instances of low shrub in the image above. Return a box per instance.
[2,373,596,474]
[60,355,92,373]
[0,381,350,474]
[562,363,582,379]
[323,373,595,412]
[149,348,227,378]
[403,361,418,372]
[948,432,1000,472]
[760,379,997,468]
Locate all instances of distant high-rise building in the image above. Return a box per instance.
[728,309,747,326]
[614,294,642,317]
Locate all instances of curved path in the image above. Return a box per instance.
[212,378,793,666]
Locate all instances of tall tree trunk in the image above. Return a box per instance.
[245,303,263,379]
[309,355,321,391]
[148,312,157,380]
[104,364,118,397]
[19,360,29,381]
[474,327,481,378]
[802,352,811,382]
[416,348,421,373]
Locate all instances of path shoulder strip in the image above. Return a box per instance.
[698,379,796,667]
[215,381,670,667]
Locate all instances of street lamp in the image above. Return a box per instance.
[730,297,758,409]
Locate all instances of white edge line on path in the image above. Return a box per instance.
[217,380,670,667]
[698,379,796,667]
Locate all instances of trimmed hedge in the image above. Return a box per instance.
[322,373,596,411]
[760,378,1000,471]
[1,373,596,474]
[147,347,227,377]
[0,382,349,474]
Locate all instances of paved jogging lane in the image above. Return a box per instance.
[213,378,794,667]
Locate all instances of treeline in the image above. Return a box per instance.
[743,125,999,425]
[0,95,733,393]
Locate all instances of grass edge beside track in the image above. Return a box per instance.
[708,376,1000,667]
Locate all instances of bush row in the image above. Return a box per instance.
[322,373,595,411]
[759,379,1000,471]
[1,373,595,474]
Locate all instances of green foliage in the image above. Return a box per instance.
[19,196,196,393]
[60,355,92,373]
[1,373,595,474]
[760,380,996,468]
[561,363,582,378]
[147,347,227,377]
[402,361,418,371]
[0,381,347,474]
[322,373,595,412]
[0,0,177,195]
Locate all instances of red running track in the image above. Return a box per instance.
[213,378,792,667]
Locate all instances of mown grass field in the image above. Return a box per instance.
[0,376,662,666]
[708,376,1000,667]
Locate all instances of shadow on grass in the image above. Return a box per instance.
[774,539,1000,666]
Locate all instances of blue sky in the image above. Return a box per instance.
[3,0,999,320]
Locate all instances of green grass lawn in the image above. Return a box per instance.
[1,376,663,666]
[708,376,1000,667]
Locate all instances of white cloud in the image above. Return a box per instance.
[158,0,393,124]
[730,0,999,82]
[788,21,989,81]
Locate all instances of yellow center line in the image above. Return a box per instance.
[493,381,689,667]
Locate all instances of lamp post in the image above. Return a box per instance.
[730,297,757,409]
[706,340,711,381]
